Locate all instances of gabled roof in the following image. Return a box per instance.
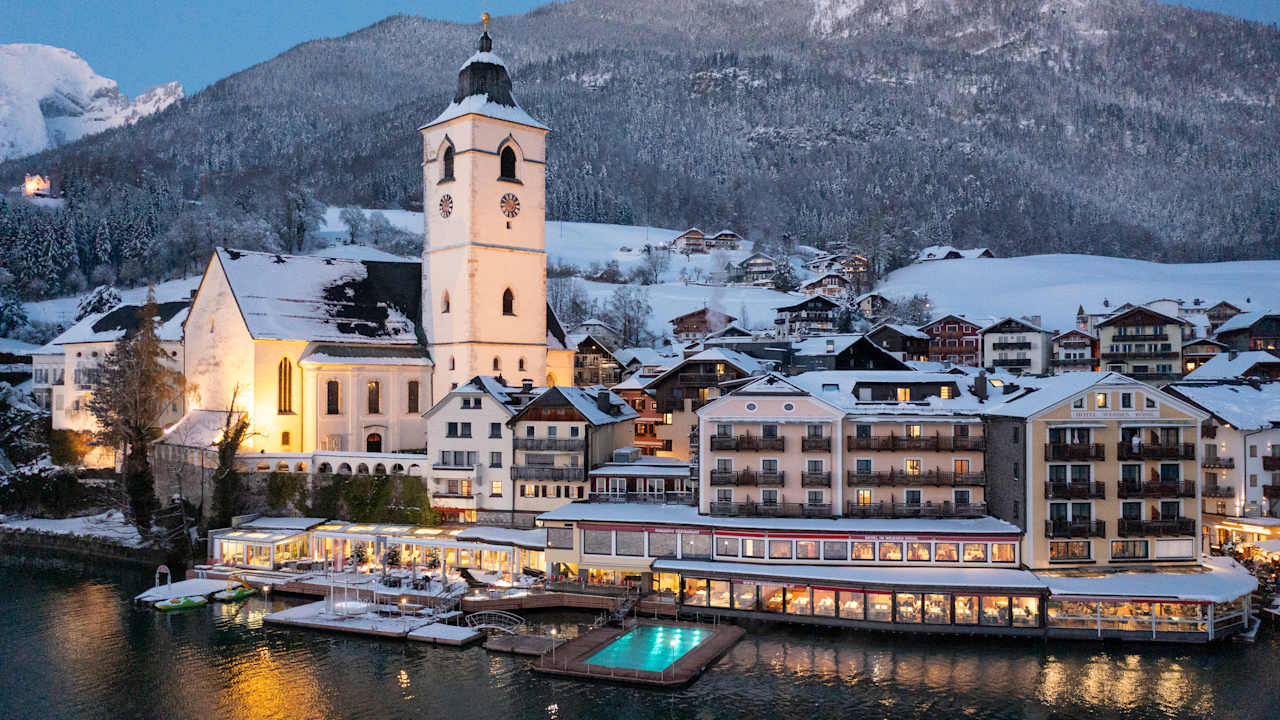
[613,347,671,368]
[738,252,775,266]
[1165,381,1280,429]
[668,307,737,325]
[1182,337,1228,349]
[1052,328,1095,342]
[869,322,929,340]
[546,303,570,351]
[1183,351,1280,381]
[1215,309,1276,335]
[979,316,1048,334]
[506,385,637,426]
[52,300,189,345]
[775,294,840,313]
[792,334,862,357]
[569,333,618,359]
[424,375,542,420]
[675,227,705,238]
[208,248,421,345]
[919,314,977,331]
[576,317,618,333]
[650,347,764,387]
[802,272,850,288]
[705,323,753,339]
[983,372,1204,421]
[710,229,740,238]
[1095,304,1188,328]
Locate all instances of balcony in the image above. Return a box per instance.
[1052,357,1096,367]
[847,469,986,486]
[710,470,756,486]
[1117,479,1196,499]
[1044,443,1105,461]
[846,435,985,452]
[1117,517,1195,537]
[678,372,721,385]
[710,435,785,451]
[801,471,832,487]
[515,437,585,452]
[588,491,696,505]
[1101,351,1179,360]
[708,501,834,518]
[757,471,786,486]
[1044,481,1106,500]
[801,436,831,452]
[1124,372,1182,382]
[1113,332,1169,342]
[1116,443,1195,461]
[431,491,475,500]
[1202,456,1235,469]
[1044,519,1106,538]
[1202,485,1235,498]
[992,358,1032,368]
[511,465,585,482]
[1263,456,1280,472]
[992,341,1032,351]
[844,501,987,519]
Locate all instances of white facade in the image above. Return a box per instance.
[981,318,1052,376]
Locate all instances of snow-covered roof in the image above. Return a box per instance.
[587,460,692,478]
[653,559,1043,590]
[0,337,41,355]
[239,516,328,531]
[212,247,421,345]
[613,347,671,367]
[537,502,1021,535]
[430,376,544,417]
[455,526,547,549]
[979,316,1048,334]
[51,300,189,345]
[312,244,416,263]
[420,46,548,131]
[1096,303,1187,328]
[792,334,862,357]
[156,409,244,448]
[425,91,548,130]
[1184,351,1280,381]
[1052,328,1095,341]
[1037,557,1255,603]
[775,294,839,313]
[512,385,636,426]
[787,370,992,417]
[1215,309,1275,335]
[983,372,1139,418]
[870,323,929,340]
[704,323,754,339]
[1165,381,1280,429]
[298,344,432,367]
[915,245,991,262]
[653,347,764,382]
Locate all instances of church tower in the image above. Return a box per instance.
[420,17,551,404]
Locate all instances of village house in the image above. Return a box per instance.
[789,335,912,373]
[587,447,695,504]
[568,317,620,348]
[705,229,743,250]
[980,317,1052,376]
[568,334,622,386]
[773,295,840,337]
[730,252,777,284]
[507,385,637,526]
[642,348,764,461]
[867,323,930,362]
[1184,351,1280,381]
[670,227,708,253]
[1181,338,1228,376]
[669,307,737,342]
[920,314,982,367]
[801,272,852,298]
[1095,306,1187,384]
[852,292,893,321]
[913,246,994,263]
[1050,329,1098,374]
[1214,310,1280,353]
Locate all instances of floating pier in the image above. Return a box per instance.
[408,623,484,647]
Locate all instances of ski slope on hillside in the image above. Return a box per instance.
[876,254,1280,332]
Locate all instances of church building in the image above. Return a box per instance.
[161,24,573,466]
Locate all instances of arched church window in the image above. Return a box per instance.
[493,356,502,372]
[442,145,455,181]
[518,357,526,372]
[500,146,517,180]
[277,357,293,413]
[502,288,515,316]
[442,291,450,313]
[449,356,455,370]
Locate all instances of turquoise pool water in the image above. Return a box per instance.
[584,625,711,672]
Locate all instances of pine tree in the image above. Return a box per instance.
[85,294,186,538]
[771,257,799,292]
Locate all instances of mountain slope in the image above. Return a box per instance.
[0,44,182,161]
[2,0,1278,266]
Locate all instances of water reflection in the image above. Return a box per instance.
[0,555,1273,720]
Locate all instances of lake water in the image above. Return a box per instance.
[1,552,1276,720]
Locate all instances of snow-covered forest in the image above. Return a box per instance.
[2,0,1279,309]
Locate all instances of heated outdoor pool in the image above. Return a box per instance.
[584,624,710,672]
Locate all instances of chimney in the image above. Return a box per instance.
[826,339,835,353]
[596,389,612,413]
[1229,350,1239,361]
[973,371,988,402]
[1003,382,1021,395]
[522,378,533,392]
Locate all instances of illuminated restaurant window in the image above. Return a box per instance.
[839,591,865,620]
[963,543,988,562]
[734,583,758,611]
[708,580,732,608]
[866,592,893,622]
[682,577,708,605]
[1111,540,1148,560]
[742,538,765,558]
[907,542,931,561]
[813,589,837,617]
[796,540,820,560]
[935,543,959,562]
[1012,597,1040,627]
[878,542,903,561]
[652,573,680,595]
[786,588,812,615]
[992,543,1016,563]
[822,541,848,560]
[1101,600,1151,631]
[1047,599,1098,629]
[895,593,922,623]
[954,595,979,624]
[681,533,712,559]
[769,540,793,559]
[1049,541,1091,561]
[981,596,1011,626]
[761,585,786,612]
[852,542,875,560]
[716,537,740,557]
[924,594,950,624]
[647,532,677,558]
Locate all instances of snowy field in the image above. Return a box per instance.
[1,509,142,547]
[876,254,1280,333]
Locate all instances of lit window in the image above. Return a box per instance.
[896,387,911,401]
[1095,393,1108,409]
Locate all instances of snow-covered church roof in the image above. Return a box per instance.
[420,31,547,131]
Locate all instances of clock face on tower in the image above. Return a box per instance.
[500,193,521,218]
[438,194,453,218]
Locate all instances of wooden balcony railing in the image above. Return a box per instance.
[847,435,985,452]
[511,466,586,482]
[847,469,986,487]
[1044,481,1106,500]
[708,501,834,518]
[710,470,756,486]
[757,471,785,486]
[710,435,785,451]
[1116,517,1195,537]
[1044,443,1106,461]
[1263,456,1280,471]
[801,436,831,452]
[801,471,832,487]
[845,501,987,519]
[1116,443,1195,461]
[1117,479,1196,499]
[1044,520,1106,538]
[515,437,586,452]
[1202,485,1235,498]
[1202,457,1234,469]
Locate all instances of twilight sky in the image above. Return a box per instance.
[3,0,1276,97]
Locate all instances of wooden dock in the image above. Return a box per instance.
[531,619,745,687]
[407,623,484,647]
[264,601,436,638]
[484,634,567,656]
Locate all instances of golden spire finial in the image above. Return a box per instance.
[482,11,491,30]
